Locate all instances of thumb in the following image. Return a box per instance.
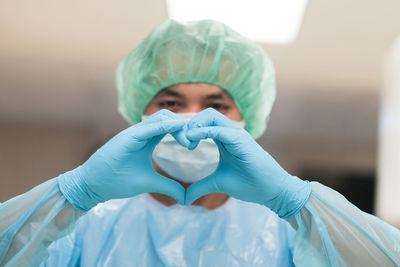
[149,174,186,205]
[185,175,220,205]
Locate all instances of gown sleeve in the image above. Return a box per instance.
[0,178,83,267]
[288,181,400,266]
[2,179,400,266]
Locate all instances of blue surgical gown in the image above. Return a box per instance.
[43,194,295,266]
[1,178,400,266]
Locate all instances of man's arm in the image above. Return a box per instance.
[288,182,400,266]
[0,178,83,266]
[185,108,400,266]
[0,109,187,266]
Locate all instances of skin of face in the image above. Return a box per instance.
[144,83,243,210]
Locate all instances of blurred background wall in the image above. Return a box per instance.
[1,0,399,226]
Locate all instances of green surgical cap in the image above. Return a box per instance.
[116,19,276,138]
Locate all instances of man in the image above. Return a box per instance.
[1,20,399,266]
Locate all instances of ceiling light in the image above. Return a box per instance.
[166,0,308,44]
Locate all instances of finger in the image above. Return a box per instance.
[134,120,185,140]
[142,110,193,148]
[149,174,186,205]
[143,119,192,149]
[147,133,167,150]
[171,123,192,148]
[141,109,181,125]
[187,140,199,150]
[186,126,244,144]
[187,108,238,130]
[185,175,220,205]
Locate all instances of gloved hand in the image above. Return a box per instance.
[58,109,188,212]
[185,108,311,218]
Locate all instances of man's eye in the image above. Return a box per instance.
[208,103,230,111]
[157,101,182,111]
[159,101,177,107]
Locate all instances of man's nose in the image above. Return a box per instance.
[179,104,203,114]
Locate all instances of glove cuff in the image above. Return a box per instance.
[263,176,311,219]
[58,167,104,212]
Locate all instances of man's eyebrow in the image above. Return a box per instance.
[157,88,184,98]
[205,92,227,100]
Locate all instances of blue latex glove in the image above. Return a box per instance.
[185,108,311,218]
[58,109,187,212]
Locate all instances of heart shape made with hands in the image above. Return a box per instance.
[60,109,307,217]
[60,108,291,214]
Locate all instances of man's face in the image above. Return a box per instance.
[144,83,242,121]
[145,83,239,206]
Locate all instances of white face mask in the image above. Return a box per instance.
[142,112,245,183]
